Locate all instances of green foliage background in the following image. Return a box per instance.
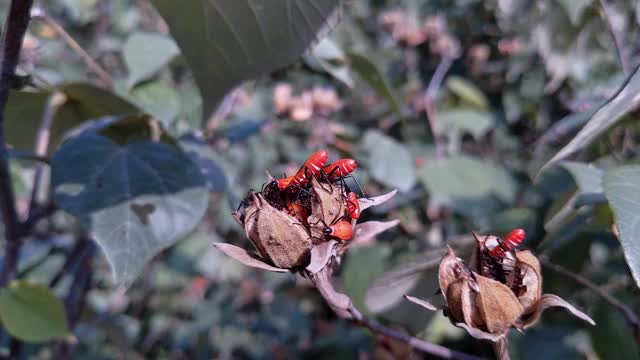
[0,0,639,358]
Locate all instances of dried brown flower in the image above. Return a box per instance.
[406,234,595,342]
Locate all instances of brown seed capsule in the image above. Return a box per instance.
[243,193,312,269]
[310,177,347,226]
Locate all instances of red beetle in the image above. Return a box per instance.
[487,228,526,258]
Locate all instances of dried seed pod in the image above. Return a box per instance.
[243,193,312,269]
[475,275,523,335]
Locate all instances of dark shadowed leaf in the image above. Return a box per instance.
[362,130,416,192]
[347,52,402,116]
[589,300,640,360]
[541,66,640,174]
[51,116,208,285]
[123,32,179,87]
[603,165,640,288]
[180,135,228,193]
[0,281,69,342]
[150,0,344,120]
[213,243,289,273]
[5,83,138,154]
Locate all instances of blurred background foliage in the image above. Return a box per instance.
[1,0,640,358]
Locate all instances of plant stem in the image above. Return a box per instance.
[31,8,113,88]
[424,56,453,158]
[0,0,35,286]
[598,0,630,76]
[492,338,510,360]
[349,307,485,360]
[540,257,640,345]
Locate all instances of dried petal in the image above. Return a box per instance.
[513,250,542,311]
[346,220,399,249]
[445,278,481,326]
[456,323,506,342]
[516,294,595,329]
[306,240,338,274]
[476,275,523,335]
[404,295,439,311]
[310,177,346,225]
[213,243,289,273]
[438,248,465,299]
[359,190,398,211]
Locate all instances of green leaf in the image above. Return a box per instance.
[445,76,489,110]
[590,300,640,360]
[541,66,640,174]
[558,0,593,25]
[347,52,402,117]
[362,130,416,192]
[419,155,517,217]
[129,80,182,126]
[123,32,179,87]
[51,115,209,286]
[438,109,494,139]
[560,161,603,194]
[150,0,344,121]
[5,83,139,155]
[305,38,353,87]
[603,165,640,288]
[0,280,69,342]
[342,245,389,316]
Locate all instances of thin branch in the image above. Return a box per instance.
[0,0,35,286]
[28,91,66,219]
[349,307,485,360]
[423,56,453,158]
[492,338,510,360]
[30,8,113,88]
[540,257,640,344]
[598,0,630,76]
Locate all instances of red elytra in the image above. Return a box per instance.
[323,158,358,180]
[287,150,329,189]
[346,192,361,219]
[487,228,526,258]
[324,219,353,241]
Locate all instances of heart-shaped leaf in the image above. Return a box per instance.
[51,117,208,285]
[123,32,179,87]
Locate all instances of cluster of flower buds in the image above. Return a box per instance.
[273,84,343,122]
[378,11,460,58]
[406,230,595,342]
[219,150,398,274]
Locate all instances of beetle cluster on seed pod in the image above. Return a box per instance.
[405,229,595,341]
[232,150,362,270]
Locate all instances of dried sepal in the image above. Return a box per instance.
[513,250,542,311]
[212,243,289,273]
[475,275,523,335]
[404,295,439,311]
[456,323,506,342]
[516,294,595,329]
[306,240,338,274]
[358,190,398,211]
[345,220,400,249]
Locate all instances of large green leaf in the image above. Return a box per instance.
[150,0,344,120]
[419,155,517,217]
[560,161,603,194]
[362,130,416,192]
[603,165,640,288]
[51,116,209,285]
[5,83,139,154]
[0,281,69,342]
[123,32,179,87]
[347,52,402,117]
[541,65,640,173]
